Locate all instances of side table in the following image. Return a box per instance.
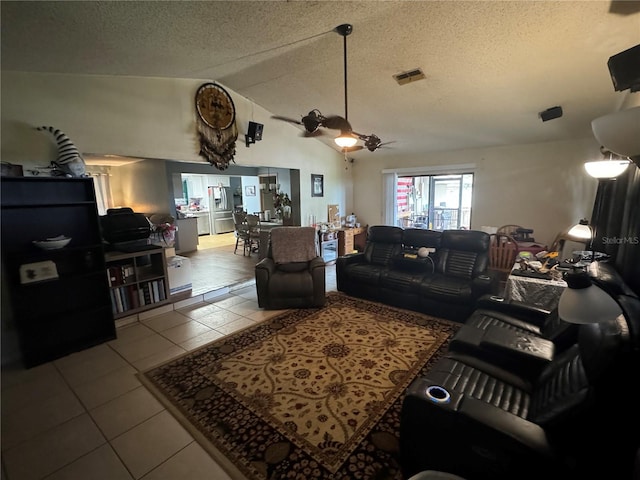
[504,266,567,310]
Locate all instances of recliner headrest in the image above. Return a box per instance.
[403,228,441,249]
[441,230,490,252]
[367,225,404,244]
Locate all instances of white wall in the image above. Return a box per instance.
[1,71,349,224]
[241,176,261,214]
[351,138,602,247]
[1,71,608,245]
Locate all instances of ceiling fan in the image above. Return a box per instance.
[272,109,351,137]
[272,23,393,153]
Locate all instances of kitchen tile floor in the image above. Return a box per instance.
[1,241,337,480]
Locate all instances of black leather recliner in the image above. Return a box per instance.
[415,230,492,320]
[447,295,580,377]
[336,225,404,300]
[400,292,640,480]
[255,227,326,309]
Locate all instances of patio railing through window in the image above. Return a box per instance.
[433,208,459,230]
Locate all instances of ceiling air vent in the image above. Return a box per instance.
[393,68,426,85]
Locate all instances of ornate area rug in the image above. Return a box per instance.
[140,292,459,479]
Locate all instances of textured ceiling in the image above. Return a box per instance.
[2,1,639,157]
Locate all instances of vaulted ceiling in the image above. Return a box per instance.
[2,1,639,157]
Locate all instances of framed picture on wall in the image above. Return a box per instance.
[245,185,256,196]
[311,174,324,197]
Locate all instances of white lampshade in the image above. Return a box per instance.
[591,106,640,158]
[334,134,357,148]
[558,270,621,324]
[584,159,630,179]
[567,220,592,240]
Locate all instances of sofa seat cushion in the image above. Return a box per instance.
[420,274,475,302]
[380,269,426,293]
[391,254,435,273]
[344,264,387,286]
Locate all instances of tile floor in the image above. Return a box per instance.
[179,233,260,296]
[1,243,337,480]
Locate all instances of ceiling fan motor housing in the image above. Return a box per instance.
[335,24,353,37]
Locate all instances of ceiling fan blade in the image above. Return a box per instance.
[271,115,303,126]
[609,0,640,15]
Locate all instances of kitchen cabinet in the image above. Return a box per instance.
[0,176,116,368]
[105,247,170,319]
[193,212,211,235]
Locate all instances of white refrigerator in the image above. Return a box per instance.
[208,186,235,234]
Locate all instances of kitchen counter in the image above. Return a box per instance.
[182,210,209,218]
[176,218,198,253]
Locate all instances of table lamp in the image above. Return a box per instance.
[567,218,595,262]
[558,269,621,324]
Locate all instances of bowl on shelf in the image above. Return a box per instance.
[33,236,72,250]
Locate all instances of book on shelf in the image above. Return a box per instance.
[128,285,140,309]
[152,281,159,303]
[112,288,123,313]
[158,279,166,301]
[107,264,135,286]
[142,283,152,305]
[119,287,129,311]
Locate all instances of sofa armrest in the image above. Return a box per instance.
[411,377,553,455]
[309,256,326,271]
[400,377,557,478]
[475,294,552,325]
[255,257,276,275]
[472,273,494,296]
[337,252,365,266]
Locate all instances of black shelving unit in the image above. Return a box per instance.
[1,176,116,368]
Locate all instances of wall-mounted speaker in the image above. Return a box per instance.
[246,121,264,147]
[539,106,563,122]
[608,44,640,92]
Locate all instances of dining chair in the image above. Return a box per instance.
[496,224,523,237]
[233,211,250,255]
[488,233,519,293]
[245,214,261,255]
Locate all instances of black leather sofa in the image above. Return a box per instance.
[336,226,493,321]
[399,265,640,480]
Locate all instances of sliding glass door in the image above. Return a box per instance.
[396,173,473,230]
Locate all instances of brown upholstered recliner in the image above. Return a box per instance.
[255,226,326,309]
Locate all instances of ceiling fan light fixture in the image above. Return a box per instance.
[335,133,358,148]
